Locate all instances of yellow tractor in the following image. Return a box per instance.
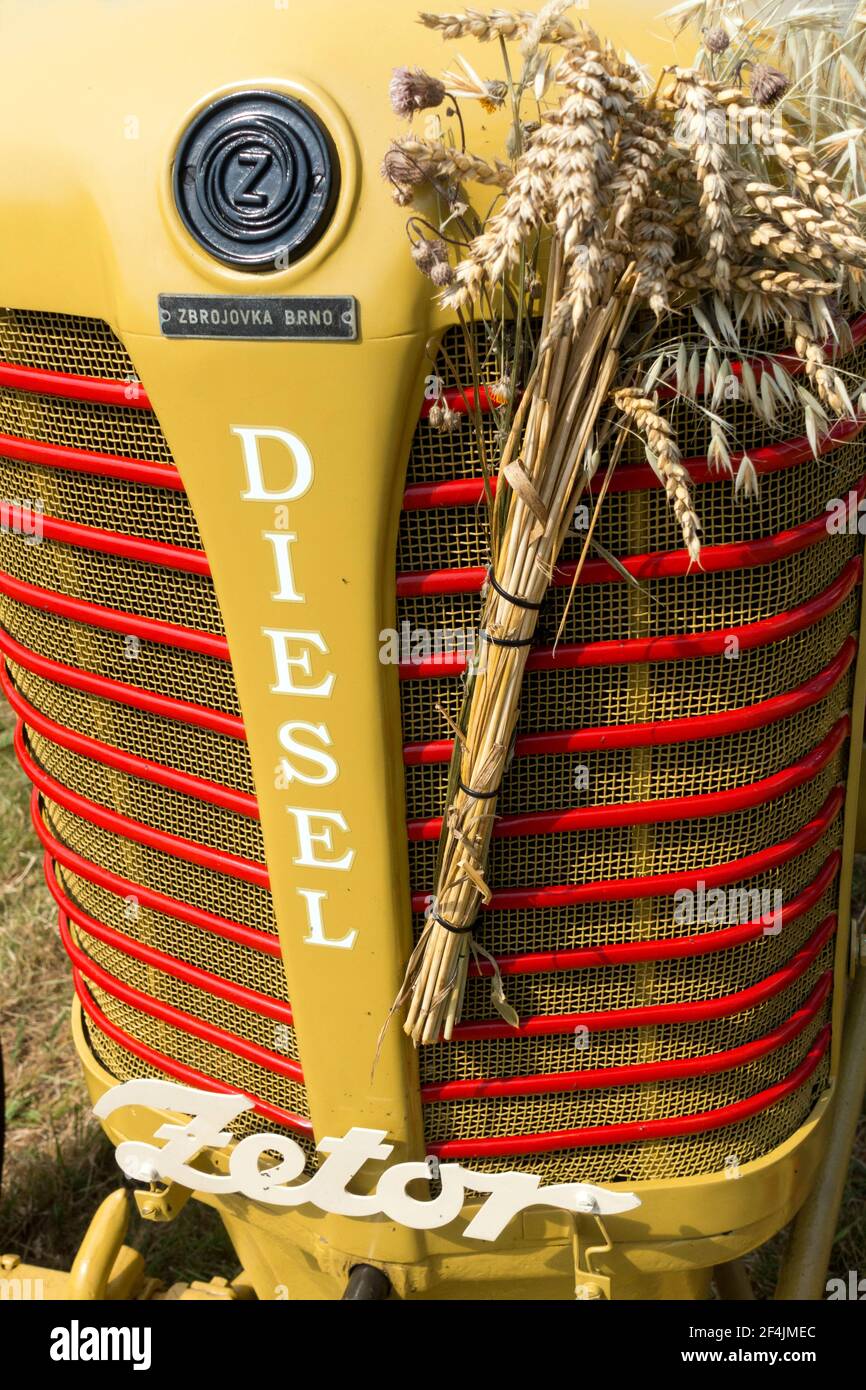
[0,0,864,1302]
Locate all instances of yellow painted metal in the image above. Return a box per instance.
[134,1180,194,1224]
[0,0,860,1299]
[1,1191,148,1301]
[775,963,866,1300]
[74,1000,835,1299]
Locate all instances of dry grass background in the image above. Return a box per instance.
[0,689,863,1296]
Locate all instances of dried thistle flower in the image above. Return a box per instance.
[390,66,446,120]
[428,399,463,433]
[411,236,436,275]
[430,260,455,287]
[411,232,455,286]
[703,27,730,55]
[488,376,513,405]
[750,63,790,109]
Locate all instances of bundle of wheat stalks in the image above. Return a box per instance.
[383,2,866,1046]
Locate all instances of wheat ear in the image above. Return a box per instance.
[615,388,702,564]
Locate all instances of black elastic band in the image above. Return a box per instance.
[487,569,544,612]
[430,909,474,936]
[481,630,535,649]
[458,777,501,801]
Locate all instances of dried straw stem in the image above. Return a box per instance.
[404,258,638,1045]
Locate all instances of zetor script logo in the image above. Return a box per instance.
[95,1081,640,1243]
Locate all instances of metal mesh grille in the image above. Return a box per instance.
[0,308,144,380]
[453,832,839,958]
[409,758,843,889]
[41,798,275,934]
[26,728,266,864]
[400,442,866,570]
[400,594,857,743]
[405,680,849,817]
[424,989,829,1134]
[425,313,843,478]
[0,532,225,634]
[58,866,290,1002]
[400,538,859,646]
[0,386,174,464]
[10,664,254,795]
[80,1016,318,1165]
[0,593,242,714]
[435,1062,830,1185]
[80,962,306,1116]
[0,310,311,1149]
[0,453,204,548]
[0,305,858,1192]
[400,322,861,1181]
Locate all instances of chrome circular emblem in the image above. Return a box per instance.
[173,91,339,271]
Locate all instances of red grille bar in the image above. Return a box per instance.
[0,360,152,408]
[16,725,269,887]
[410,786,846,912]
[59,910,302,1081]
[399,558,862,678]
[426,1030,831,1159]
[403,638,856,764]
[1,662,255,817]
[46,857,291,1024]
[447,914,836,1040]
[0,567,230,659]
[408,718,849,840]
[72,968,312,1137]
[415,312,866,420]
[422,976,832,1102]
[0,432,183,488]
[402,416,865,511]
[32,796,282,957]
[0,624,245,739]
[2,503,208,574]
[397,476,866,597]
[470,851,840,977]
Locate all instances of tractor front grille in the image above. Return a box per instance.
[1,302,860,1195]
[396,321,866,1183]
[0,307,313,1159]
